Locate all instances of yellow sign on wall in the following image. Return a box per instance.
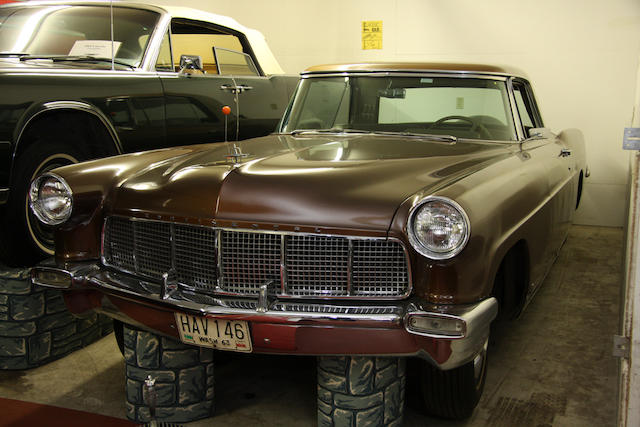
[362,21,382,50]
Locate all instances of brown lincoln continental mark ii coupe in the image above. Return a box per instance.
[30,63,586,424]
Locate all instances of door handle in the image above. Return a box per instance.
[559,148,572,157]
[220,84,253,94]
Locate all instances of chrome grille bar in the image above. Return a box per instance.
[102,216,411,299]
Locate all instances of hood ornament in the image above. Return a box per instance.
[221,105,251,165]
[226,143,250,165]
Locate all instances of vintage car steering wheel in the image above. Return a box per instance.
[429,115,493,139]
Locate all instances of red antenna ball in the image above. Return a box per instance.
[222,106,231,115]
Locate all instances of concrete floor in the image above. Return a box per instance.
[0,225,622,426]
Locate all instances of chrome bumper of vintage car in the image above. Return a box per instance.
[32,260,497,370]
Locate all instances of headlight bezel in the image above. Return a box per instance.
[407,196,470,260]
[29,172,74,226]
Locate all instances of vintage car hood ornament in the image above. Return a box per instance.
[225,144,251,165]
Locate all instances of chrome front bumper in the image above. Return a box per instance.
[32,260,497,370]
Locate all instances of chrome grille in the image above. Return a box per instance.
[175,225,217,290]
[135,221,171,279]
[287,235,349,296]
[103,216,135,272]
[102,216,411,299]
[352,240,408,296]
[220,231,281,295]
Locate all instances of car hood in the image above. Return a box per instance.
[111,134,514,232]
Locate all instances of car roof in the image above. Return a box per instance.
[0,1,239,26]
[0,0,284,75]
[303,62,528,79]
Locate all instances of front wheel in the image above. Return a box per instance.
[0,142,82,266]
[409,339,488,419]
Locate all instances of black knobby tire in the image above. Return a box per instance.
[0,142,83,267]
[317,356,406,427]
[408,340,488,420]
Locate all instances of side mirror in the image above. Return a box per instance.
[528,127,551,139]
[179,55,204,74]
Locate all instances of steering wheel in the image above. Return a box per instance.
[428,115,493,139]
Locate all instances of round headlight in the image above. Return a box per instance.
[407,196,470,260]
[29,173,73,226]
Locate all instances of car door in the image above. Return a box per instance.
[513,79,576,288]
[213,47,294,139]
[155,19,243,146]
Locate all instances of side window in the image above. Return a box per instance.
[513,86,534,129]
[213,47,259,76]
[513,81,542,136]
[155,29,173,71]
[162,19,259,75]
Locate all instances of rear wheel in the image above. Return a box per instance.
[409,339,488,419]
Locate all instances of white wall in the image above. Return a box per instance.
[144,0,640,227]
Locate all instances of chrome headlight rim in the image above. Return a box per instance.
[29,172,73,226]
[407,196,470,260]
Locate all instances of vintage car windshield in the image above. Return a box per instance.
[281,76,517,141]
[0,5,159,67]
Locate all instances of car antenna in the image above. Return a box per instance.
[222,105,249,164]
[110,0,114,71]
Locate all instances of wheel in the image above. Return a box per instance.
[408,339,488,419]
[0,142,83,267]
[429,115,493,139]
[317,356,406,427]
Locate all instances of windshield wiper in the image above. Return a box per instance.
[290,128,372,136]
[19,55,134,68]
[288,128,458,143]
[0,52,28,57]
[372,131,458,143]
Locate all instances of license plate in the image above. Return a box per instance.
[174,313,252,353]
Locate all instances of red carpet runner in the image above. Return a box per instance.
[0,397,136,427]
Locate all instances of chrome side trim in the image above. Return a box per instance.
[0,188,8,204]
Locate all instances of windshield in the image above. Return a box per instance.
[0,5,160,67]
[280,75,517,141]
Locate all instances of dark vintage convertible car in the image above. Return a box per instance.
[30,63,586,424]
[0,1,297,266]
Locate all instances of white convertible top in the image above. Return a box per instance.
[155,4,284,75]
